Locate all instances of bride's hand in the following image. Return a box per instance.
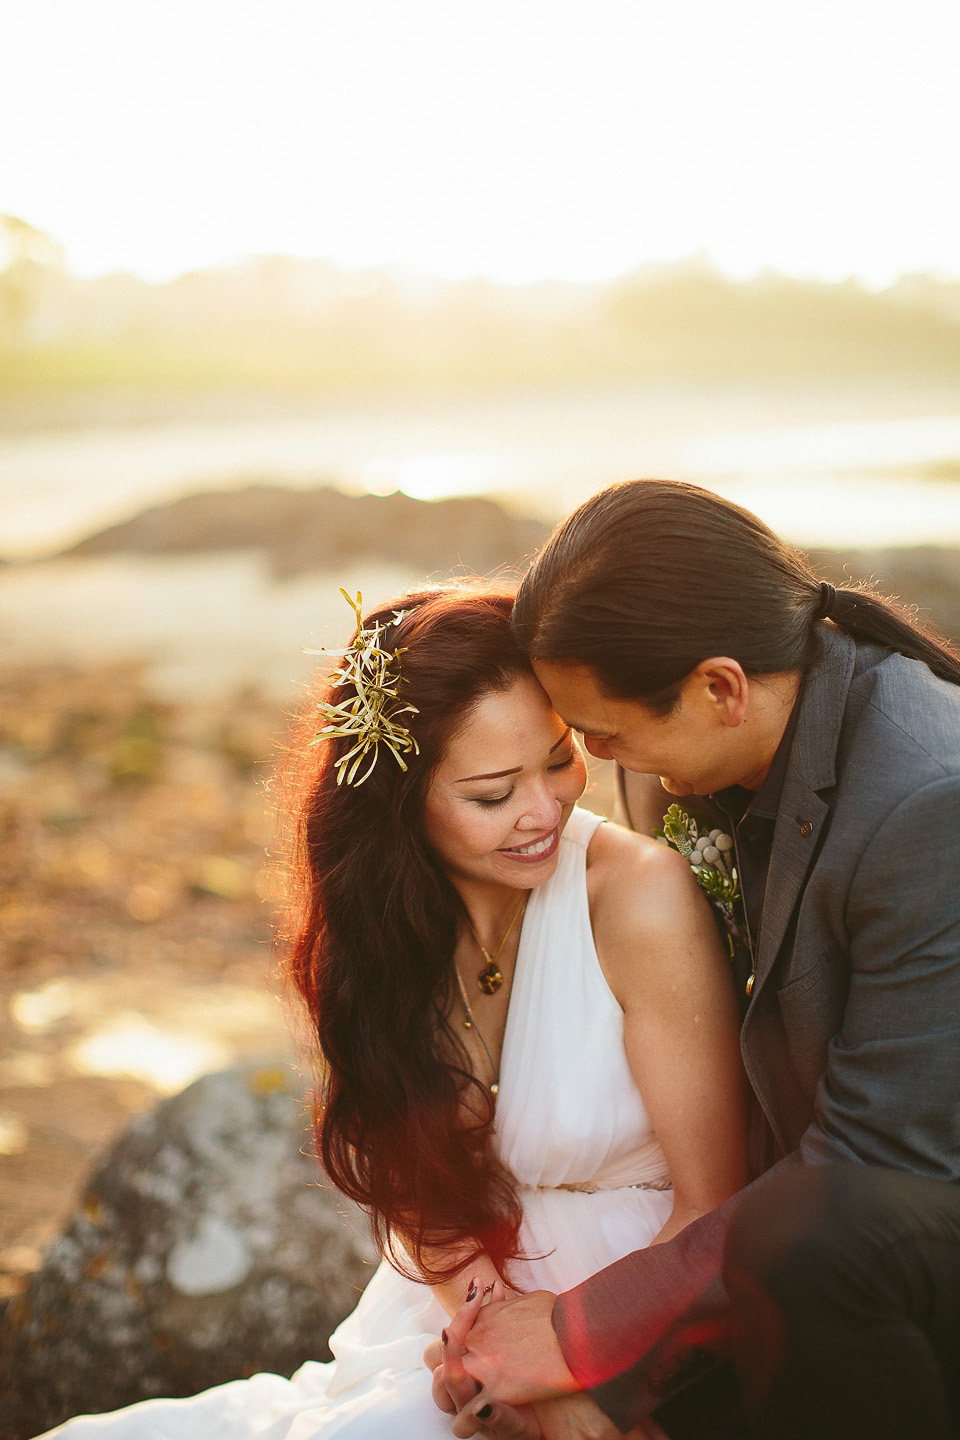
[427,1283,484,1418]
[456,1288,576,1404]
[428,1282,544,1438]
[425,1277,501,1414]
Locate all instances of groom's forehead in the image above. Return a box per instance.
[554,700,619,740]
[533,657,609,706]
[541,687,620,738]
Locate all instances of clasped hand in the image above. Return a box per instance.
[426,1281,543,1437]
[424,1285,664,1439]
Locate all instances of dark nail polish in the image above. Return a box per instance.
[441,1328,448,1346]
[476,1403,493,1420]
[465,1277,478,1302]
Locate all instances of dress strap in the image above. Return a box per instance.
[561,805,603,849]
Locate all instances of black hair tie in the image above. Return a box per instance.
[815,581,837,620]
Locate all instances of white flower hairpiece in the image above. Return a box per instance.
[308,589,420,787]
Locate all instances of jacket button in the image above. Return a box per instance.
[798,819,813,837]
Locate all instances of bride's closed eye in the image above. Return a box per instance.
[473,790,514,809]
[547,748,579,778]
[471,750,577,809]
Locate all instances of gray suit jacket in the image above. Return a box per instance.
[554,626,960,1428]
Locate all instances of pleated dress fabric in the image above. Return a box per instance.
[41,808,672,1439]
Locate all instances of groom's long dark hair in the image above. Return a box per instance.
[280,585,528,1285]
[513,479,960,706]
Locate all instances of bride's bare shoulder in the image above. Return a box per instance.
[586,817,695,916]
[587,815,684,875]
[586,819,723,1003]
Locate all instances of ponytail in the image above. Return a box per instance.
[821,583,960,687]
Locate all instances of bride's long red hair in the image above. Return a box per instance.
[281,584,531,1283]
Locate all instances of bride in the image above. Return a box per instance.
[40,583,748,1440]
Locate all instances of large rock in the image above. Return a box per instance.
[0,1060,377,1438]
[59,484,550,581]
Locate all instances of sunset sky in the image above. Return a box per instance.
[3,0,959,288]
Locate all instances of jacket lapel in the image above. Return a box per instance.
[752,627,857,993]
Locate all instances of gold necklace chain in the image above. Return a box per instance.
[465,894,526,995]
[454,965,500,1096]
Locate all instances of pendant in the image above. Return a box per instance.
[745,972,756,997]
[477,962,503,995]
[490,1082,499,1095]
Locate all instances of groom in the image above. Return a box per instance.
[430,480,960,1439]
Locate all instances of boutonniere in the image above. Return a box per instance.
[655,804,753,984]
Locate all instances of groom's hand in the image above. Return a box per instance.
[457,1288,579,1405]
[427,1283,543,1438]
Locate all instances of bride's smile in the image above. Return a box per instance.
[422,672,587,901]
[498,827,560,860]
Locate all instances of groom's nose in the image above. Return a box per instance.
[583,735,614,761]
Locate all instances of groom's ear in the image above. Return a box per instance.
[691,658,750,729]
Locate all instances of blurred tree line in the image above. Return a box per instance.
[2,217,960,393]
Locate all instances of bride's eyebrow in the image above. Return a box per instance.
[455,728,571,784]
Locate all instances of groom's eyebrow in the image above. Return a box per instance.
[456,728,571,783]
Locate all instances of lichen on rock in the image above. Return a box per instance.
[0,1059,376,1439]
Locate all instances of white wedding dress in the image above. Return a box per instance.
[43,808,673,1439]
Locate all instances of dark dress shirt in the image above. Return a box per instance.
[711,691,803,972]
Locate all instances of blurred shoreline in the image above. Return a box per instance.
[2,480,960,699]
[3,377,960,558]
